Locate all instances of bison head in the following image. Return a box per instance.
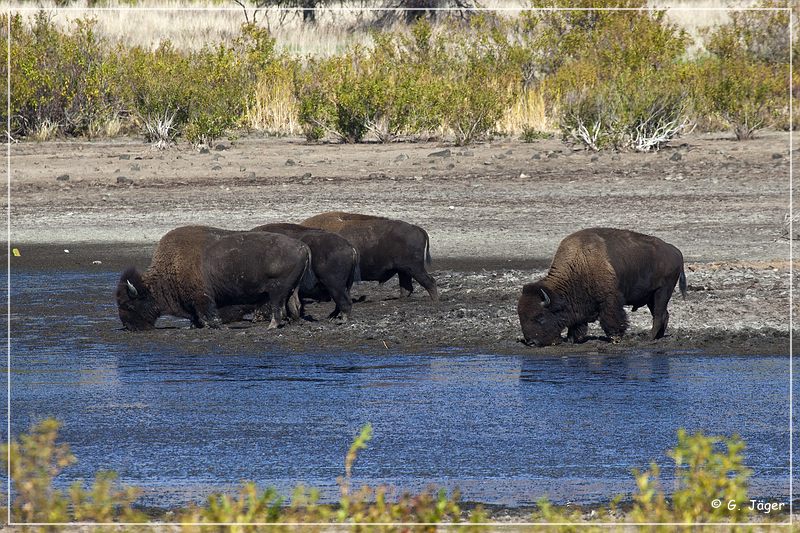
[115,268,159,331]
[517,283,564,346]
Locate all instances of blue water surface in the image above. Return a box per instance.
[4,269,794,507]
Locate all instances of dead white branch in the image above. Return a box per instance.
[142,110,178,150]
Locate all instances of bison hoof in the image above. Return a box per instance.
[267,318,279,330]
[327,313,349,324]
[610,335,623,344]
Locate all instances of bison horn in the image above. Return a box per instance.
[539,288,551,307]
[126,280,139,298]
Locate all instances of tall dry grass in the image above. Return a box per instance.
[4,0,387,54]
[245,65,302,134]
[3,0,757,55]
[498,88,558,136]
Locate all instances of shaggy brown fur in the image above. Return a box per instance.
[517,228,686,346]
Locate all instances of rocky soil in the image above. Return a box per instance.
[9,131,797,356]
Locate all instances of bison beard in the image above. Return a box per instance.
[517,228,687,346]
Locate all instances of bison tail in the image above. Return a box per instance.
[424,230,432,266]
[300,249,318,293]
[679,269,687,299]
[351,247,362,284]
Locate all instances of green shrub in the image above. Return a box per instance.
[296,34,432,143]
[521,0,689,87]
[3,16,286,143]
[433,17,523,144]
[7,12,123,138]
[295,55,347,141]
[696,57,785,140]
[556,66,691,151]
[120,38,250,148]
[520,126,552,142]
[439,53,517,144]
[532,2,692,151]
[631,429,752,524]
[704,0,794,66]
[701,0,792,138]
[2,418,146,525]
[117,41,192,146]
[294,18,519,145]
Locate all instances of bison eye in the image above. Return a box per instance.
[536,317,546,325]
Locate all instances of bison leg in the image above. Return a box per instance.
[567,323,589,343]
[255,302,281,329]
[599,293,628,340]
[398,272,414,298]
[406,266,439,302]
[287,288,302,321]
[252,305,272,323]
[647,287,672,340]
[264,289,292,329]
[326,283,353,322]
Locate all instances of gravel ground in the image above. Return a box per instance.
[9,131,796,355]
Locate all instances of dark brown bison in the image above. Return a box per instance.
[252,222,360,321]
[116,225,311,331]
[517,228,686,346]
[301,211,438,302]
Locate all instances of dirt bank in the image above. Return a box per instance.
[10,131,796,355]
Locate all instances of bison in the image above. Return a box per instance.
[116,225,311,331]
[252,222,360,321]
[301,211,438,302]
[517,228,686,346]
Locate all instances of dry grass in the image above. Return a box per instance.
[4,0,380,54]
[3,0,759,56]
[497,88,557,136]
[30,119,60,141]
[4,0,766,139]
[245,65,301,134]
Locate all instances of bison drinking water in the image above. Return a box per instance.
[116,225,311,331]
[301,211,438,302]
[517,228,686,346]
[252,222,360,321]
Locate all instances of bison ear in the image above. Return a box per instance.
[539,288,551,307]
[126,279,139,299]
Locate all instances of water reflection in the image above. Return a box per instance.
[5,269,793,507]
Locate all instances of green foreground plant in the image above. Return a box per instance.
[2,418,146,525]
[3,418,783,530]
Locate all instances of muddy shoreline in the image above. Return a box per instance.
[13,242,792,357]
[11,131,796,357]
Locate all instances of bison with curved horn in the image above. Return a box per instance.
[301,211,438,302]
[517,228,686,346]
[252,222,360,321]
[116,225,312,331]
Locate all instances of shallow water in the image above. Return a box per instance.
[6,269,794,508]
